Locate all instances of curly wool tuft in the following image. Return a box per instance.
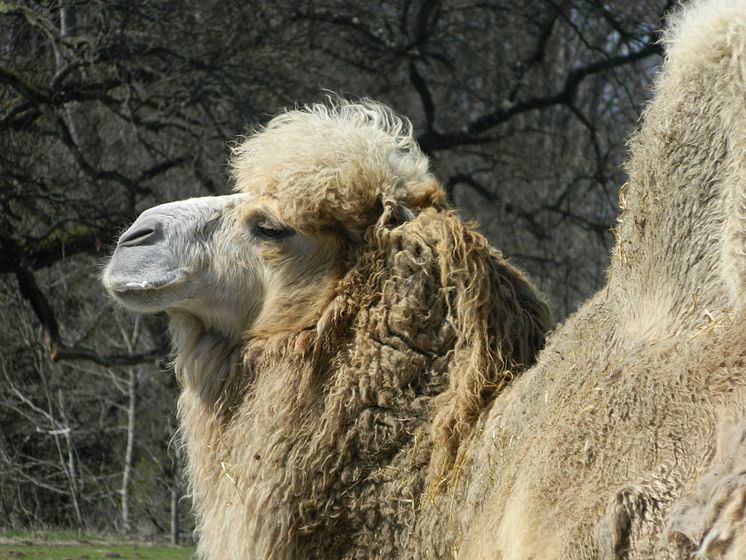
[230,98,443,239]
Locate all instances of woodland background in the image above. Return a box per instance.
[0,0,674,542]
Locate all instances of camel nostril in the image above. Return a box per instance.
[118,225,158,247]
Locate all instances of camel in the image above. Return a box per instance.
[103,98,552,558]
[103,0,746,556]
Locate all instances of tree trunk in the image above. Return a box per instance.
[119,316,141,535]
[170,485,180,545]
[57,389,83,528]
[121,366,137,534]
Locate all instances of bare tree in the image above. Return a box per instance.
[115,316,142,535]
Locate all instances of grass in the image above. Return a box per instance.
[0,531,195,560]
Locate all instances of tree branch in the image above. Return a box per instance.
[445,173,497,202]
[291,8,388,47]
[54,115,152,196]
[0,229,166,367]
[409,59,436,134]
[0,222,118,274]
[507,3,563,103]
[419,39,663,152]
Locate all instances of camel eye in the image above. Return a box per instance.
[252,223,295,241]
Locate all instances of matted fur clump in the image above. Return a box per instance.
[227,99,551,487]
[200,203,550,558]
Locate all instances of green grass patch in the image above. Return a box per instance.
[0,532,195,560]
[1,530,86,542]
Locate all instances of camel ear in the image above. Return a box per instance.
[375,195,415,230]
[373,179,446,232]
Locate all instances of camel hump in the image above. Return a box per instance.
[667,1,746,304]
[616,0,746,311]
[664,0,746,76]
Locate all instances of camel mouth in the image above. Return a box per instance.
[111,278,174,293]
[103,267,193,314]
[108,269,187,294]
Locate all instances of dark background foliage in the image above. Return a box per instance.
[0,0,673,540]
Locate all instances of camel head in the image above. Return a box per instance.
[104,100,450,344]
[103,191,347,341]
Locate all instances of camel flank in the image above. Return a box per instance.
[449,0,746,557]
[102,0,746,555]
[103,97,551,559]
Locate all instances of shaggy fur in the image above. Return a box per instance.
[442,1,746,557]
[167,100,551,559]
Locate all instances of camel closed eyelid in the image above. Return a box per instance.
[251,224,295,240]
